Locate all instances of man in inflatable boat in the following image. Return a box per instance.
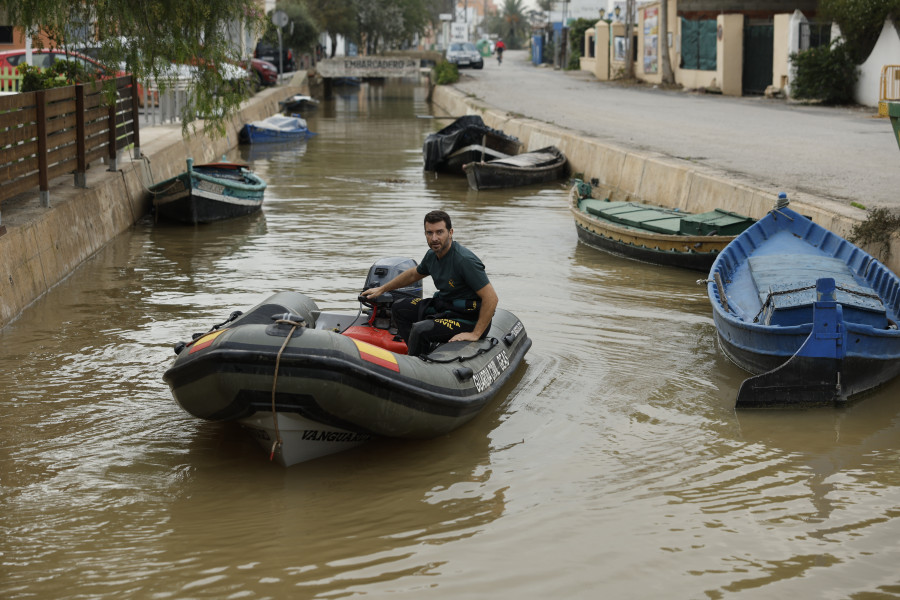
[361,210,499,357]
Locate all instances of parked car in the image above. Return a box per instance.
[445,42,484,69]
[0,48,122,81]
[248,57,278,89]
[254,42,294,73]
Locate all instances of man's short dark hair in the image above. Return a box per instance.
[424,210,451,231]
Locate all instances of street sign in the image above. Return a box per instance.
[272,10,289,28]
[450,23,468,43]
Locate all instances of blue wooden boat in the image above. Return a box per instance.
[239,114,314,144]
[707,195,900,408]
[149,159,267,224]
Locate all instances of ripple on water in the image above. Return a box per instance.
[3,81,900,599]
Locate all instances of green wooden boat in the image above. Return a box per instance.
[149,158,267,224]
[570,181,755,271]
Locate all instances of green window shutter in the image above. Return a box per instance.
[698,20,717,71]
[681,18,699,69]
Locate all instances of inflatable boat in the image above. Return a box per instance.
[163,258,532,466]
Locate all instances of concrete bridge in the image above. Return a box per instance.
[315,51,442,96]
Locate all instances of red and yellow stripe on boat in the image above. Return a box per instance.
[189,329,227,354]
[351,338,400,372]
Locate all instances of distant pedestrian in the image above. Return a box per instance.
[495,39,506,65]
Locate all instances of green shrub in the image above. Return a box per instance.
[790,41,859,105]
[19,59,97,92]
[566,18,596,71]
[848,207,900,260]
[433,61,459,85]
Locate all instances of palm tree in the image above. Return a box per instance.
[501,0,527,48]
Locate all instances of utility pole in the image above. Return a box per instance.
[624,0,634,79]
[660,0,675,83]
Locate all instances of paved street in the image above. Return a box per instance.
[453,50,898,211]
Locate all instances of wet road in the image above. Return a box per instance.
[453,50,900,211]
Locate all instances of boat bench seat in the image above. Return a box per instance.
[749,254,888,328]
[490,150,557,168]
[583,200,683,235]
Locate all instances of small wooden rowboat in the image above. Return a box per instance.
[570,181,755,271]
[278,94,319,113]
[707,194,900,408]
[463,146,568,190]
[149,159,267,224]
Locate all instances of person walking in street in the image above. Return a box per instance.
[361,210,498,357]
[495,39,506,65]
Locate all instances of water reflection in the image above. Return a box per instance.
[148,370,524,597]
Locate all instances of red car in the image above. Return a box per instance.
[247,57,278,89]
[0,48,124,82]
[0,48,146,100]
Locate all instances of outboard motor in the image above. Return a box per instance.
[352,258,422,349]
[363,256,423,303]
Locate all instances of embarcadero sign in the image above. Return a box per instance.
[316,57,420,78]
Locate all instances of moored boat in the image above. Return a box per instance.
[889,101,900,152]
[423,115,521,174]
[239,114,314,144]
[463,145,568,190]
[149,159,267,224]
[707,194,900,408]
[278,94,319,113]
[163,257,532,466]
[570,180,755,271]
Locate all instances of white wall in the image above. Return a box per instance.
[784,10,806,95]
[854,18,900,107]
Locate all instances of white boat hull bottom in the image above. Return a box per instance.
[238,412,372,466]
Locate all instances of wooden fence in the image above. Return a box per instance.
[0,66,24,92]
[0,75,140,227]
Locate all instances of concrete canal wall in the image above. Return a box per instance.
[431,85,900,276]
[0,82,306,329]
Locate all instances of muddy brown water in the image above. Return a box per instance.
[2,81,899,599]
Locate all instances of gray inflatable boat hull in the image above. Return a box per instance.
[163,291,532,465]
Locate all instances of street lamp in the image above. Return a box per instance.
[599,8,605,20]
[614,5,621,21]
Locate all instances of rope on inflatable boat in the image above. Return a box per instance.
[269,316,305,460]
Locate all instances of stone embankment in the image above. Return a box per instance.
[0,79,306,329]
[430,82,899,276]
